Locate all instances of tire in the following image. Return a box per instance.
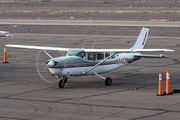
[105,77,112,86]
[58,80,65,88]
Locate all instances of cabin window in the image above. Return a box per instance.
[97,53,104,60]
[88,53,96,60]
[85,52,116,61]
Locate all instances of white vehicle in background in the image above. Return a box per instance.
[0,31,14,37]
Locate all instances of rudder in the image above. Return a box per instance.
[131,28,150,49]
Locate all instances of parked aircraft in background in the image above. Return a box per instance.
[0,31,14,37]
[5,28,174,88]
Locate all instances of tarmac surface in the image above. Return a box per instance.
[1,1,180,21]
[1,20,180,37]
[0,34,180,120]
[1,19,180,27]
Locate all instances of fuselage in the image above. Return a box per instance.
[46,49,141,78]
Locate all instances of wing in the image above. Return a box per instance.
[85,49,174,53]
[6,44,174,52]
[5,44,69,51]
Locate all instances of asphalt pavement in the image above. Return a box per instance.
[0,34,179,120]
[0,19,180,27]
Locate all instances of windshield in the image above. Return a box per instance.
[66,49,86,59]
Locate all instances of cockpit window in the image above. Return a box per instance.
[105,53,110,59]
[66,49,86,60]
[111,53,115,59]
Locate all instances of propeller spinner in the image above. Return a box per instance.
[46,60,55,67]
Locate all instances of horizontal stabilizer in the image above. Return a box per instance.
[134,54,167,58]
[132,49,175,52]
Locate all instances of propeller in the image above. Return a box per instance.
[36,48,68,84]
[36,50,60,83]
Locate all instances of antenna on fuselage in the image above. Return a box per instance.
[91,40,96,49]
[82,40,87,49]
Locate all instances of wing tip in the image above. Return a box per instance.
[165,49,175,52]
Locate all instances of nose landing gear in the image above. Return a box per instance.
[58,77,67,88]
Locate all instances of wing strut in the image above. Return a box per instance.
[83,53,116,75]
[43,50,53,59]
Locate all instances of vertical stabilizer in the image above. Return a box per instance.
[131,28,150,49]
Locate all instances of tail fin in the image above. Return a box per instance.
[131,28,150,49]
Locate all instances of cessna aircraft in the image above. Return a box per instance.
[5,28,174,88]
[0,31,14,37]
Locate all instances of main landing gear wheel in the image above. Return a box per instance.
[105,77,112,86]
[58,80,65,88]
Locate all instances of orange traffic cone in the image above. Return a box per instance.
[2,46,8,63]
[157,71,165,96]
[165,69,173,95]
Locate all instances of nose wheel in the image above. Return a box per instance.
[58,77,68,88]
[58,80,65,88]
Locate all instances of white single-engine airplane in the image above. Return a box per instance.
[0,31,14,37]
[5,28,174,88]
